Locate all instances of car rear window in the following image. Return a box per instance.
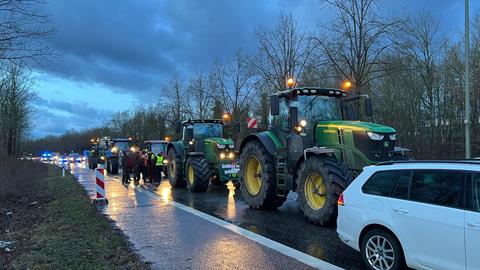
[362,171,398,196]
[473,174,480,212]
[409,170,463,208]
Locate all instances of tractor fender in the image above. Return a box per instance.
[239,132,280,156]
[167,141,186,161]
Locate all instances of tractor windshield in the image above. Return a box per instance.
[193,123,223,138]
[113,141,130,151]
[151,143,167,154]
[298,95,342,122]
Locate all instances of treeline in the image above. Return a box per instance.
[0,0,52,158]
[23,0,480,159]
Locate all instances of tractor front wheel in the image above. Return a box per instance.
[296,156,352,225]
[167,148,186,188]
[185,157,211,193]
[239,141,285,210]
[110,157,119,174]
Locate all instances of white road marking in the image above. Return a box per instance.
[131,184,344,270]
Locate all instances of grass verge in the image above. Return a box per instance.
[2,164,149,270]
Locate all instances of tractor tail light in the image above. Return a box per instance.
[338,193,345,206]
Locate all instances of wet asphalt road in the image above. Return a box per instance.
[67,162,364,270]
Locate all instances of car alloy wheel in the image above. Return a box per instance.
[365,235,395,270]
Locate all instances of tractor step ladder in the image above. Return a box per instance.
[276,152,288,197]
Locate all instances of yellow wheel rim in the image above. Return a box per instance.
[245,155,262,196]
[187,164,194,185]
[304,173,327,210]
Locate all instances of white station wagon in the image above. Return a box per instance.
[337,161,480,270]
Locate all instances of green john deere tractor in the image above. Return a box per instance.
[167,119,240,192]
[239,87,410,225]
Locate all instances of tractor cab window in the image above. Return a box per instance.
[113,141,129,151]
[270,98,290,129]
[193,123,223,138]
[151,143,167,154]
[298,95,342,122]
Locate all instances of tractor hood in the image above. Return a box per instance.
[204,137,235,146]
[316,121,396,133]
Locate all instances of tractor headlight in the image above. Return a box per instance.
[101,156,105,161]
[389,134,396,140]
[299,119,307,127]
[163,159,168,164]
[228,152,235,159]
[220,152,226,160]
[367,132,384,140]
[217,143,226,149]
[189,140,195,145]
[227,144,234,149]
[112,146,118,153]
[130,146,137,152]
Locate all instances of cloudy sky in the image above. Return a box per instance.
[31,0,480,138]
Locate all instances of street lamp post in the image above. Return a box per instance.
[465,0,471,158]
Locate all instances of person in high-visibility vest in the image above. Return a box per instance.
[154,154,164,182]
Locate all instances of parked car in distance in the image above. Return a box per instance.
[68,153,82,163]
[337,161,480,270]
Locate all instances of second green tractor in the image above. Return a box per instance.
[239,87,409,225]
[167,119,240,192]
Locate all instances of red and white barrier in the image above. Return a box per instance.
[95,168,107,202]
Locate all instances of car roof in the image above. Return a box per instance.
[367,160,480,172]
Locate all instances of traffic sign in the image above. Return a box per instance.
[247,117,257,129]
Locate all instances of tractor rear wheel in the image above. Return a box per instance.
[296,156,352,225]
[239,141,286,210]
[167,148,186,188]
[185,157,211,193]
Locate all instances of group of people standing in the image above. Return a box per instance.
[120,149,165,185]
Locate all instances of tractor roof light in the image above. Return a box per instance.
[341,80,353,91]
[287,78,295,88]
[222,112,232,122]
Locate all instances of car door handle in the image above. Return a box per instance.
[467,222,480,228]
[393,208,409,214]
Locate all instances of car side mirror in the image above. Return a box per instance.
[365,98,373,117]
[270,95,279,116]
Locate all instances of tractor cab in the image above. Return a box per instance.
[144,140,168,159]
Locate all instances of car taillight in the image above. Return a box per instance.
[338,193,345,206]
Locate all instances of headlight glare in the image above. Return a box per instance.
[366,132,384,140]
[220,152,226,159]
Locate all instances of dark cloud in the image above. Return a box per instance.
[32,96,112,137]
[38,0,296,95]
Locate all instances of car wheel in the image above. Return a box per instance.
[361,229,405,270]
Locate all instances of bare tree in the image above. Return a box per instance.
[253,14,317,92]
[188,70,212,119]
[160,76,190,138]
[211,50,256,119]
[0,0,54,66]
[320,0,401,95]
[0,64,36,156]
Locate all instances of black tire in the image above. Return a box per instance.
[110,157,119,174]
[239,141,286,210]
[167,148,186,188]
[361,229,406,270]
[296,156,352,225]
[185,157,212,193]
[89,157,97,170]
[106,160,111,173]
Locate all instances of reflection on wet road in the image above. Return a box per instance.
[69,163,363,269]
